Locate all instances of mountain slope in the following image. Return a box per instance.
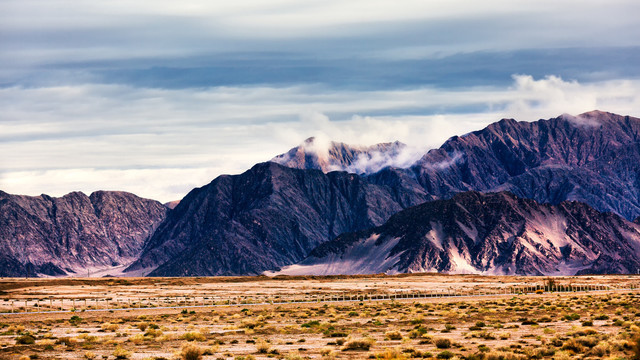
[407,111,640,220]
[126,162,429,276]
[272,137,420,174]
[0,191,167,277]
[275,192,640,276]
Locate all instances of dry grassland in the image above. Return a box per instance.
[0,274,639,360]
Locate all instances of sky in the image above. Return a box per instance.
[2,0,640,203]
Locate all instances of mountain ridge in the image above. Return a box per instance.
[274,191,640,276]
[0,190,167,277]
[126,162,429,276]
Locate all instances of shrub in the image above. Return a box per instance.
[588,341,610,357]
[301,320,320,328]
[561,338,584,353]
[564,313,580,321]
[181,343,204,360]
[128,333,146,344]
[342,338,374,351]
[327,332,348,338]
[181,331,206,342]
[256,339,271,353]
[15,334,36,344]
[436,350,454,359]
[435,338,452,349]
[102,323,119,332]
[376,348,408,359]
[144,328,163,338]
[113,345,131,360]
[385,331,403,340]
[629,333,640,360]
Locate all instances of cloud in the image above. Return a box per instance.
[2,0,639,88]
[421,152,464,170]
[342,146,425,175]
[2,74,640,202]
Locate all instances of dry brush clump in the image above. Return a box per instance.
[255,338,271,353]
[434,338,452,349]
[180,342,204,360]
[342,337,375,351]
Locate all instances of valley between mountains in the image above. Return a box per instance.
[2,110,640,277]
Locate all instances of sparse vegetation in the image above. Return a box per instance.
[181,343,204,360]
[434,338,452,349]
[0,274,638,360]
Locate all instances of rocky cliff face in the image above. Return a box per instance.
[0,190,167,277]
[275,192,640,276]
[127,162,429,276]
[410,111,640,220]
[272,137,419,175]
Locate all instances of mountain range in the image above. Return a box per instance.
[2,110,640,276]
[273,191,640,276]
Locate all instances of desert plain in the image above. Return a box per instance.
[0,274,639,360]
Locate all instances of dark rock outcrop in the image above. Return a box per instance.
[276,192,640,276]
[0,190,167,277]
[127,162,429,276]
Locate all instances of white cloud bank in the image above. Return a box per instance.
[2,74,640,202]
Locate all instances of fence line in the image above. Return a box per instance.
[1,283,638,315]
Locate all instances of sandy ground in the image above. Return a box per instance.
[0,274,639,360]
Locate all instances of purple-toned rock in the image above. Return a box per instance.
[410,111,640,220]
[127,162,429,276]
[275,192,640,276]
[0,190,167,277]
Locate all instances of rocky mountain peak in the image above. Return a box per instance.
[271,137,420,175]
